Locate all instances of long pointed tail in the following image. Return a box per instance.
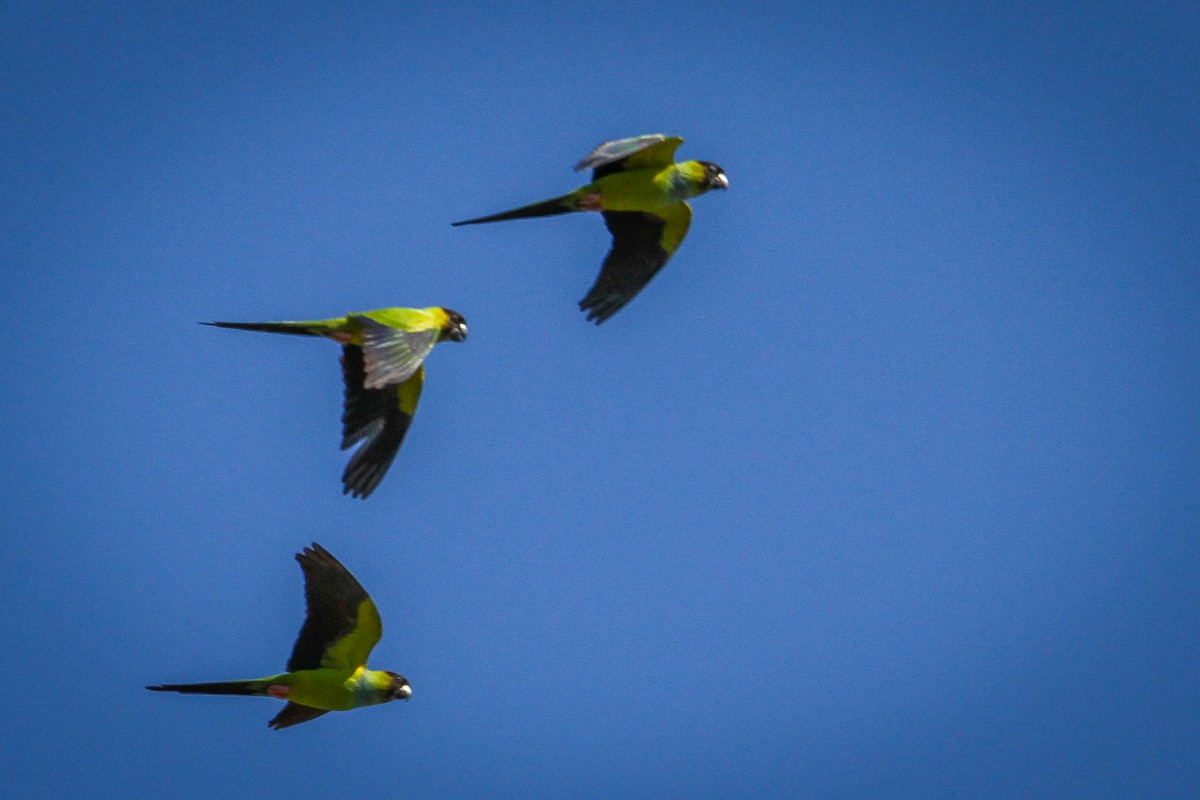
[202,321,323,337]
[147,680,267,696]
[451,194,579,226]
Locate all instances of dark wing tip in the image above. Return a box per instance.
[338,344,409,499]
[296,542,341,570]
[578,303,614,326]
[578,296,620,325]
[343,484,374,500]
[267,702,330,730]
[343,483,374,499]
[576,211,673,324]
[296,543,357,587]
[339,414,409,500]
[341,451,393,499]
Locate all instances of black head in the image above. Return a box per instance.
[386,671,412,701]
[697,161,729,191]
[441,309,468,342]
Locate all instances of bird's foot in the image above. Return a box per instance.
[267,684,290,699]
[578,193,602,211]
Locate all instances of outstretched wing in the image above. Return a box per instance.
[575,134,684,180]
[268,702,330,730]
[355,316,439,390]
[287,543,382,671]
[340,346,423,499]
[579,203,693,324]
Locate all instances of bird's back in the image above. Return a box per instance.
[590,166,691,212]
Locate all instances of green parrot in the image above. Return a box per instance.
[148,543,411,730]
[204,306,467,499]
[452,134,728,324]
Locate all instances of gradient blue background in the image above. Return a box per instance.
[2,2,1197,797]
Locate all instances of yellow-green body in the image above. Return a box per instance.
[148,544,413,729]
[203,306,466,498]
[571,161,713,212]
[267,306,457,345]
[245,666,398,711]
[451,134,726,323]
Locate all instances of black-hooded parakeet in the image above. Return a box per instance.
[148,543,411,730]
[453,134,727,323]
[204,306,467,499]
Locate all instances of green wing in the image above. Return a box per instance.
[340,347,423,499]
[575,134,684,179]
[288,544,382,672]
[579,202,692,324]
[354,315,439,390]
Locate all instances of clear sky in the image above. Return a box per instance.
[2,2,1197,798]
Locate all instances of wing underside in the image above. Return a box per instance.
[575,134,682,179]
[356,316,438,390]
[268,702,330,730]
[579,203,692,323]
[339,346,423,499]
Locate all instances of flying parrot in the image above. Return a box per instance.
[148,543,411,730]
[453,134,727,324]
[204,306,467,499]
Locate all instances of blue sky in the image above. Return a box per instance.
[2,2,1197,797]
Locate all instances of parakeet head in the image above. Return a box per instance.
[440,309,468,342]
[385,671,412,700]
[698,161,729,191]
